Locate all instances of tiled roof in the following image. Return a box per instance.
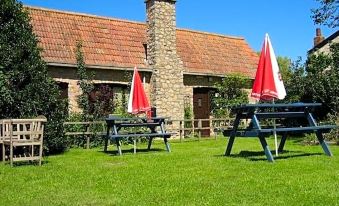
[27,6,258,78]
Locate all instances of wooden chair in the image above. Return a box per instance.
[0,119,11,162]
[2,117,47,166]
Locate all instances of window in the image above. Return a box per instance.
[56,82,68,100]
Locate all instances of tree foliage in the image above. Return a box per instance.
[277,56,293,83]
[75,41,94,121]
[91,84,115,119]
[305,43,339,116]
[285,43,339,118]
[311,0,339,28]
[0,0,68,154]
[211,74,249,117]
[283,58,307,103]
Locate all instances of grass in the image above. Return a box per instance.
[0,137,339,206]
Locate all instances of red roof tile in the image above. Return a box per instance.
[27,6,258,78]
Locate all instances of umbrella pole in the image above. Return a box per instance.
[273,99,278,156]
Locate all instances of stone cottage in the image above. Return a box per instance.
[26,0,258,125]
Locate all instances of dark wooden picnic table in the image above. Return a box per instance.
[224,103,337,162]
[104,116,173,155]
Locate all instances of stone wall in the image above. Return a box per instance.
[313,35,339,55]
[48,66,152,113]
[145,0,185,121]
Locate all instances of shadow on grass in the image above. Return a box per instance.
[220,150,323,162]
[2,159,49,167]
[101,148,165,156]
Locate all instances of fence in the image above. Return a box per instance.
[63,121,106,149]
[63,118,238,148]
[165,118,236,141]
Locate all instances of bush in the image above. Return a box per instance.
[323,113,339,144]
[0,0,68,154]
[211,74,249,118]
[285,43,339,119]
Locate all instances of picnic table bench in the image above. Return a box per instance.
[223,103,337,162]
[104,116,174,155]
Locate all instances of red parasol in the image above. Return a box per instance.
[127,66,151,115]
[251,34,286,156]
[251,33,286,101]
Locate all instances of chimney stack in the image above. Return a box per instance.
[314,28,325,46]
[145,0,184,120]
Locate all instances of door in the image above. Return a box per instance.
[193,88,211,136]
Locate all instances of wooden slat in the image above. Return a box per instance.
[256,112,305,119]
[109,132,174,139]
[65,132,93,135]
[259,125,337,133]
[12,156,41,161]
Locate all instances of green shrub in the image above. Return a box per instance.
[0,0,68,154]
[211,74,249,118]
[323,113,339,144]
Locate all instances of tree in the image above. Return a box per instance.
[0,0,68,154]
[284,43,339,119]
[283,58,307,103]
[305,43,339,117]
[311,0,339,28]
[211,74,249,117]
[277,56,293,83]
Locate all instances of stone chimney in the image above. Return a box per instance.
[314,28,325,46]
[145,0,184,120]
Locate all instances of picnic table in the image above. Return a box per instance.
[223,103,337,162]
[104,116,173,155]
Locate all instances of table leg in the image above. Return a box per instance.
[164,136,171,152]
[306,112,333,157]
[225,136,235,156]
[258,134,274,162]
[133,137,137,154]
[116,138,122,156]
[104,128,109,152]
[224,115,241,156]
[316,131,333,156]
[278,132,287,153]
[147,137,153,150]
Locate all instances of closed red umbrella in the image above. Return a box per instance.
[251,33,286,101]
[251,34,286,156]
[127,66,151,115]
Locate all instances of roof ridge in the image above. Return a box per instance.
[177,28,244,40]
[25,5,244,41]
[25,5,258,78]
[24,5,146,26]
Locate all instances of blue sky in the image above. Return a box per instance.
[21,0,337,62]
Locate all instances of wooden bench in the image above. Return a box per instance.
[258,125,336,134]
[223,125,336,137]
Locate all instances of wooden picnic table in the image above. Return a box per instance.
[223,103,337,162]
[104,116,173,155]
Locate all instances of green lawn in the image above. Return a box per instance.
[1,137,338,206]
